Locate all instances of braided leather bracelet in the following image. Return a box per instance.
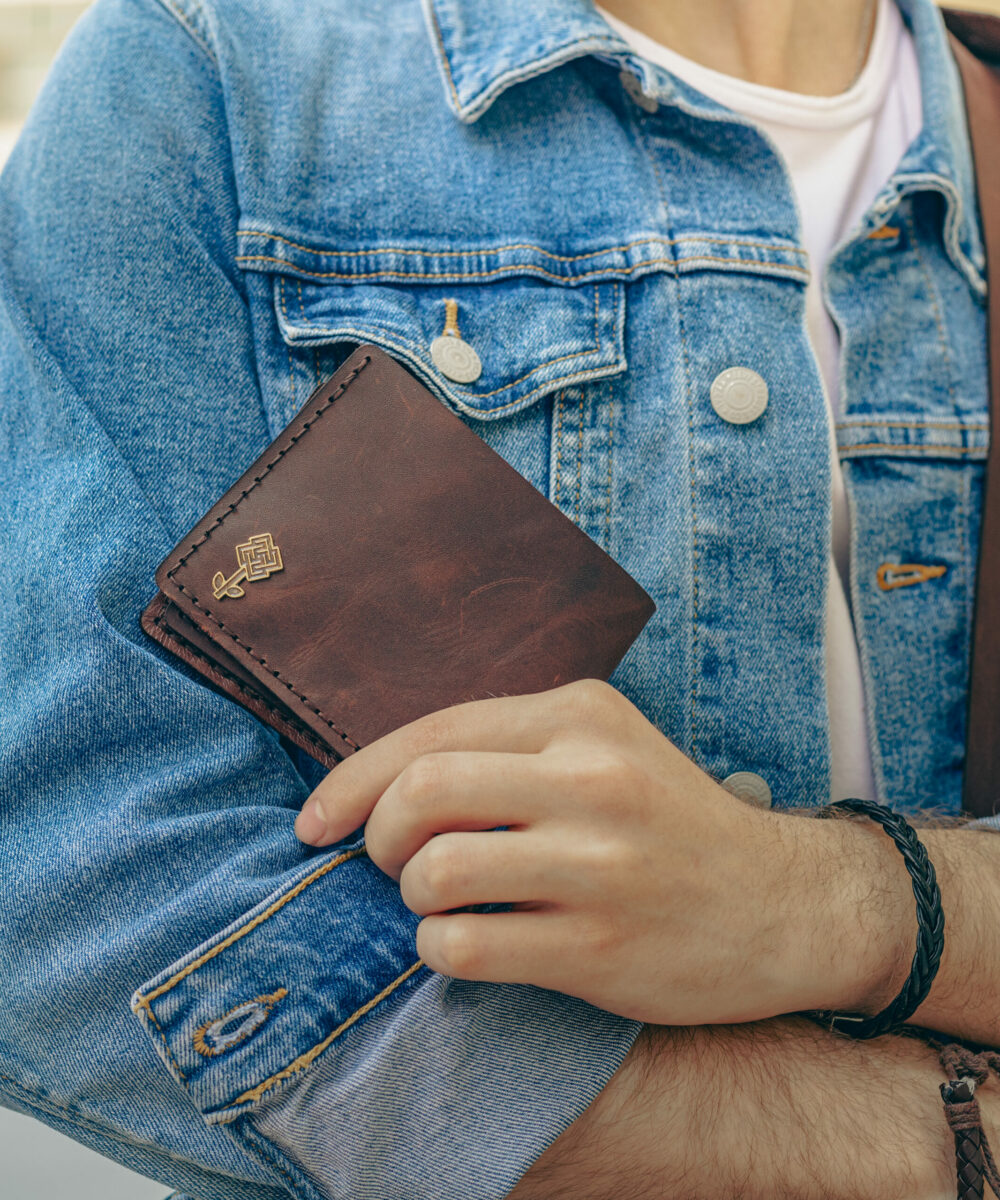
[803,800,1000,1197]
[810,798,944,1039]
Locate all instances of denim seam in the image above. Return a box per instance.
[282,276,605,400]
[959,463,971,688]
[278,277,298,412]
[135,847,368,1007]
[892,173,986,297]
[0,1073,227,1178]
[238,230,809,261]
[284,324,614,412]
[902,207,957,407]
[553,389,566,506]
[679,295,700,760]
[605,392,615,549]
[574,391,585,525]
[133,852,428,1114]
[142,1001,190,1084]
[841,443,984,456]
[152,0,216,63]
[835,419,988,431]
[636,112,700,759]
[164,359,373,750]
[422,0,464,113]
[234,1123,320,1200]
[438,31,644,124]
[238,254,809,282]
[227,960,425,1108]
[286,343,298,412]
[150,608,336,760]
[275,306,621,417]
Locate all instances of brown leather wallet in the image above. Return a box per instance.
[141,345,655,768]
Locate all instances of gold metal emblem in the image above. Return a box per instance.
[212,532,284,600]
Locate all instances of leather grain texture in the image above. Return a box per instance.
[946,14,1000,817]
[141,345,655,766]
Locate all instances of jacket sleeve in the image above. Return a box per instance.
[0,2,641,1198]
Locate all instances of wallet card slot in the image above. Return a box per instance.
[141,594,343,769]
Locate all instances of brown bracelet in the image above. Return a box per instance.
[934,1040,1000,1199]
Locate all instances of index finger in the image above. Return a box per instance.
[294,687,566,846]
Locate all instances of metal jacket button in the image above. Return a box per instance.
[619,68,658,113]
[431,334,482,383]
[710,366,769,425]
[721,771,773,809]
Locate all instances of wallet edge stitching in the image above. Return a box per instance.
[149,608,343,765]
[163,353,374,752]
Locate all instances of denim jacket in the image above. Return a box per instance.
[0,0,989,1197]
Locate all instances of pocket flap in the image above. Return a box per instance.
[274,275,626,419]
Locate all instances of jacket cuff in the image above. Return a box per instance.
[131,839,642,1200]
[247,971,642,1200]
[131,841,424,1123]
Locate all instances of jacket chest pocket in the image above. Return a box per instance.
[269,273,627,537]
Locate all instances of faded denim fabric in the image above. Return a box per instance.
[0,0,988,1197]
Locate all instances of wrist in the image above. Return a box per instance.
[767,810,916,1018]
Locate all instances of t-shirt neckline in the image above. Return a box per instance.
[595,0,902,131]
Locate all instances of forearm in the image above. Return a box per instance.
[898,827,1000,1046]
[812,818,1000,1048]
[512,1016,964,1200]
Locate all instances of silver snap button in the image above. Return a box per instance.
[710,367,769,425]
[430,335,482,384]
[619,68,658,113]
[721,771,773,809]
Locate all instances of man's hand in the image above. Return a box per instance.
[295,679,905,1025]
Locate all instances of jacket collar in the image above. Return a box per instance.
[421,0,984,288]
[893,0,985,287]
[420,0,629,123]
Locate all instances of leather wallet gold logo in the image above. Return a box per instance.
[212,532,283,600]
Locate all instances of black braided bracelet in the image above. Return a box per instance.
[808,798,945,1040]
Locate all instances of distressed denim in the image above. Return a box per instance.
[0,0,989,1197]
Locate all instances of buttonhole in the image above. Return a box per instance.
[192,987,288,1058]
[876,563,947,591]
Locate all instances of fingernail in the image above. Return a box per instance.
[294,799,327,845]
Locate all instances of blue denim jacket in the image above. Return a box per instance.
[0,0,989,1197]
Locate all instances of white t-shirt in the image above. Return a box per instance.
[596,0,924,801]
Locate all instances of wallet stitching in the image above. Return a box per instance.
[151,611,339,760]
[164,356,372,752]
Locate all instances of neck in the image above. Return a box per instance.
[597,0,880,95]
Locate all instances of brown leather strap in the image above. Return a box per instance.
[942,1077,989,1200]
[936,1042,1000,1199]
[944,14,1000,817]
